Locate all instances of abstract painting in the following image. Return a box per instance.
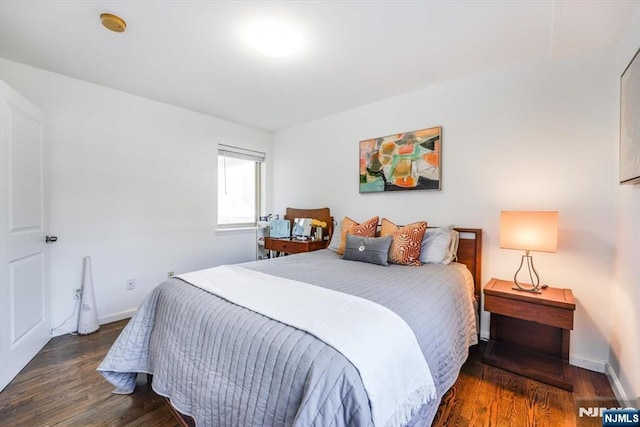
[620,47,640,184]
[359,126,441,193]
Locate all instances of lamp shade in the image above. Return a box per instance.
[500,211,558,253]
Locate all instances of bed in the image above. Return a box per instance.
[98,226,482,427]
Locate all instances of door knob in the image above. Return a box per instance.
[45,235,58,243]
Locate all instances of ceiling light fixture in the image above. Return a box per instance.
[100,13,126,33]
[245,21,302,58]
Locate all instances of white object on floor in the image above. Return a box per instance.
[77,256,99,335]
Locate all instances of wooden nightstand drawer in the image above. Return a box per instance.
[264,237,326,256]
[484,294,573,330]
[268,239,297,253]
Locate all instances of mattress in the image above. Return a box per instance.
[98,249,478,426]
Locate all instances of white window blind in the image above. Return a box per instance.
[217,144,265,228]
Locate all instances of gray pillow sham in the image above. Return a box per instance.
[342,234,392,266]
[420,225,459,264]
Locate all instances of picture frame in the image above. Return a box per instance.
[620,47,640,185]
[292,218,313,237]
[359,126,441,193]
[269,219,290,238]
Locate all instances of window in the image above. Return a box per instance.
[217,145,265,228]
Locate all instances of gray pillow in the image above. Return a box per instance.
[420,225,458,264]
[343,234,392,266]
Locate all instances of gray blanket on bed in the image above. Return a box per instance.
[98,250,478,426]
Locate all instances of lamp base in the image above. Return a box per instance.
[512,253,543,294]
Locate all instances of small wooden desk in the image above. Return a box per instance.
[483,278,576,390]
[264,237,327,257]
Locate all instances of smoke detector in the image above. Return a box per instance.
[100,13,126,33]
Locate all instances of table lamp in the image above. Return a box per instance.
[500,211,558,293]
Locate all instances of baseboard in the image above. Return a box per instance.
[479,335,625,398]
[51,327,76,338]
[605,364,634,406]
[99,309,136,325]
[478,336,606,374]
[50,309,135,338]
[570,354,607,373]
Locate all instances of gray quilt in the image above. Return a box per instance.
[98,250,478,426]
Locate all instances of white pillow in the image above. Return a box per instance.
[447,230,459,264]
[420,225,458,264]
[327,219,342,252]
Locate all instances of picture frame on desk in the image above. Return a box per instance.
[292,218,313,237]
[269,219,290,238]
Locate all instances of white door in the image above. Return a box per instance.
[0,80,50,391]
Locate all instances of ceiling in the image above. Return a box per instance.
[0,1,637,131]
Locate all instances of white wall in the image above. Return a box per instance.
[272,48,618,372]
[0,58,272,334]
[610,4,640,405]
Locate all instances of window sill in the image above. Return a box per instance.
[216,226,258,234]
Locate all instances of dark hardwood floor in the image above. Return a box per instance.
[0,320,176,427]
[0,319,617,426]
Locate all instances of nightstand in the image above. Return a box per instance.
[482,278,576,390]
[264,237,327,257]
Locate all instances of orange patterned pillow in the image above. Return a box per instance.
[380,218,428,266]
[337,216,379,255]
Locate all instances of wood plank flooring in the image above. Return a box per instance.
[432,344,617,427]
[0,320,175,427]
[0,319,617,426]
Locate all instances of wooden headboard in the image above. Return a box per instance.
[453,228,483,304]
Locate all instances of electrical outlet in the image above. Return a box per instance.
[126,279,135,291]
[168,271,174,278]
[73,288,82,300]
